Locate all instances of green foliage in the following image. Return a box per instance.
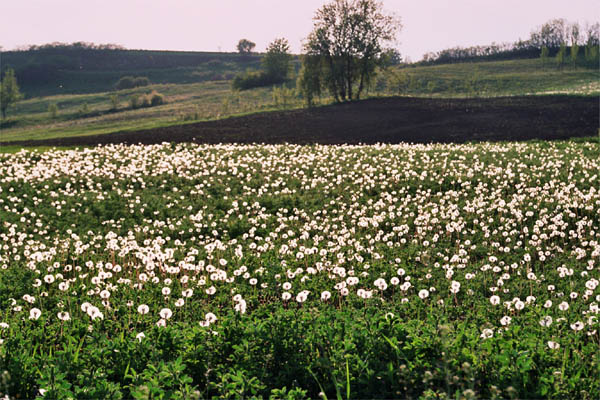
[232,38,292,91]
[47,102,59,118]
[262,38,293,83]
[129,94,140,109]
[149,91,165,107]
[232,70,280,90]
[303,0,401,102]
[0,68,23,119]
[297,55,323,106]
[129,91,166,109]
[540,46,550,69]
[0,141,599,398]
[109,93,119,111]
[115,76,151,90]
[271,86,295,109]
[555,44,567,69]
[237,39,256,54]
[78,102,89,116]
[584,44,599,66]
[570,43,580,65]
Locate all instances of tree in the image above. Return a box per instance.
[302,0,401,102]
[570,42,579,66]
[540,46,549,69]
[297,55,323,106]
[237,39,256,54]
[555,44,566,69]
[380,48,402,66]
[0,69,23,119]
[263,38,292,82]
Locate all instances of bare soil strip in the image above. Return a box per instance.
[3,96,598,147]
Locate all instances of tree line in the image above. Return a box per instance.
[421,19,599,65]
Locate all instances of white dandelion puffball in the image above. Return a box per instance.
[159,308,173,319]
[57,312,70,321]
[205,312,218,324]
[480,328,494,339]
[418,289,430,299]
[138,304,149,315]
[29,308,42,320]
[547,341,560,350]
[234,299,247,314]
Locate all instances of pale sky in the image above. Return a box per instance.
[2,0,599,61]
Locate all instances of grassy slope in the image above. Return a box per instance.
[392,58,599,97]
[0,57,598,144]
[1,49,264,98]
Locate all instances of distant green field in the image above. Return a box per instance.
[389,58,599,97]
[0,57,597,144]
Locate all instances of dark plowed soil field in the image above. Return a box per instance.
[4,95,599,147]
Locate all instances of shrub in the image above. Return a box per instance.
[272,86,295,109]
[116,76,136,90]
[78,102,89,115]
[115,76,151,90]
[129,95,140,109]
[109,93,119,110]
[129,91,165,109]
[133,77,150,87]
[232,71,285,91]
[149,91,165,107]
[47,103,58,118]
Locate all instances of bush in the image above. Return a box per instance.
[272,86,295,109]
[133,77,150,87]
[149,91,165,107]
[116,76,136,90]
[115,76,151,90]
[232,71,285,91]
[47,103,58,118]
[129,91,166,109]
[109,93,119,110]
[129,95,140,109]
[78,102,89,115]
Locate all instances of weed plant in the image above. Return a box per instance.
[0,141,599,398]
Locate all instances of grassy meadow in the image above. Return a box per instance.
[1,57,598,144]
[0,139,599,398]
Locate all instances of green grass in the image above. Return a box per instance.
[1,57,597,144]
[381,57,599,97]
[0,140,599,398]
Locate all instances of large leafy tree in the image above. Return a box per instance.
[263,38,292,82]
[0,69,23,119]
[301,0,400,102]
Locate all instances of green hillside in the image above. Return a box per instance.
[1,48,264,97]
[0,55,598,144]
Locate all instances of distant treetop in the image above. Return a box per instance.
[237,39,256,54]
[8,42,125,52]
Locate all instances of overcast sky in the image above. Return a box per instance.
[2,0,598,61]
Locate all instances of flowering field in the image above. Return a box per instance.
[0,141,599,399]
